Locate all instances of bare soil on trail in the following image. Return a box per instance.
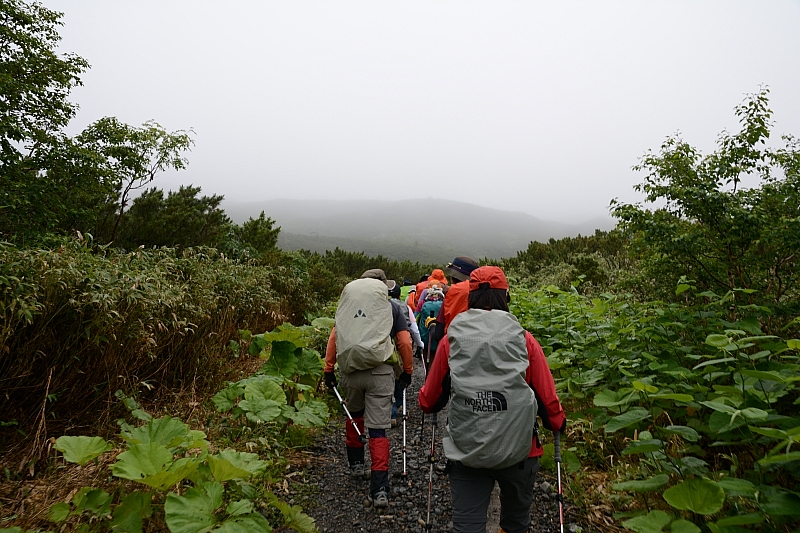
[298,365,584,533]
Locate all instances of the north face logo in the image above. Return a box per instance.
[353,309,367,318]
[464,391,507,412]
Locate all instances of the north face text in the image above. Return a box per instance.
[353,309,367,318]
[464,391,508,412]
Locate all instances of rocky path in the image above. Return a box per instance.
[297,366,582,533]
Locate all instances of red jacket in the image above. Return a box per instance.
[418,329,565,458]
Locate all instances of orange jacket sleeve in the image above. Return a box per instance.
[396,329,413,374]
[324,327,337,373]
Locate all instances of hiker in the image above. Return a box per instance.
[409,274,429,310]
[389,281,423,426]
[417,285,444,363]
[323,269,414,508]
[426,256,480,355]
[399,278,415,304]
[418,266,567,533]
[414,268,449,315]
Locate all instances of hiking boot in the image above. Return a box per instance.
[349,463,370,479]
[370,490,389,508]
[390,418,397,428]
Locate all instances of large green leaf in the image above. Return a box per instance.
[112,443,173,480]
[164,482,223,533]
[267,493,317,533]
[111,491,153,533]
[758,451,800,465]
[759,489,800,516]
[716,477,756,498]
[121,416,189,448]
[670,519,701,533]
[54,436,113,466]
[295,348,324,379]
[621,439,663,455]
[621,510,672,533]
[260,341,299,378]
[706,334,732,348]
[663,477,725,515]
[662,425,700,442]
[208,449,268,481]
[245,378,287,405]
[593,389,638,408]
[111,443,198,490]
[214,514,272,533]
[165,482,272,533]
[240,397,283,424]
[612,474,670,493]
[289,400,328,427]
[212,385,244,413]
[714,513,764,526]
[605,407,651,434]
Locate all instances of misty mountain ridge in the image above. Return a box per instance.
[222,198,616,263]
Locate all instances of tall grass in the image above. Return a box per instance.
[0,238,313,465]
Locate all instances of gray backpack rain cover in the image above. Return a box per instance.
[335,278,394,375]
[443,309,537,469]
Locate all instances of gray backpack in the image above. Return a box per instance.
[443,309,537,469]
[335,278,394,374]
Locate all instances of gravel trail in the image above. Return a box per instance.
[300,365,582,533]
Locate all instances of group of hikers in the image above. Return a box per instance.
[323,256,566,533]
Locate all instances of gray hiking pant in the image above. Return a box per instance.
[448,457,540,533]
[340,363,394,429]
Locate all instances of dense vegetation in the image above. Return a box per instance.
[1,1,798,532]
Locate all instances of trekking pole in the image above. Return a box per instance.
[425,412,437,532]
[400,388,408,485]
[332,386,367,444]
[554,431,565,533]
[420,347,427,433]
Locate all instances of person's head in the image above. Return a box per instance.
[468,266,510,311]
[360,268,396,291]
[403,278,413,286]
[445,256,479,284]
[419,274,429,284]
[426,287,444,301]
[388,282,401,299]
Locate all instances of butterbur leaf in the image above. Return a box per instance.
[605,407,651,433]
[212,385,244,413]
[612,474,670,493]
[164,482,223,533]
[240,397,283,423]
[136,456,199,490]
[55,436,113,466]
[715,513,764,526]
[662,425,700,442]
[111,491,153,533]
[759,488,800,516]
[706,334,732,348]
[74,487,112,516]
[268,493,316,533]
[716,477,756,498]
[121,416,189,448]
[295,348,324,379]
[594,389,638,408]
[245,378,287,405]
[112,442,173,481]
[49,502,71,522]
[621,510,672,533]
[289,400,328,427]
[260,341,299,377]
[663,477,725,515]
[217,449,268,476]
[214,514,272,533]
[226,499,253,517]
[670,519,701,533]
[621,439,662,455]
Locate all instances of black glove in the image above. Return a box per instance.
[324,372,337,389]
[398,371,412,389]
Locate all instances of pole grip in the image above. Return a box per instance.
[554,431,562,463]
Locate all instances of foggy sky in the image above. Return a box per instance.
[48,0,800,224]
